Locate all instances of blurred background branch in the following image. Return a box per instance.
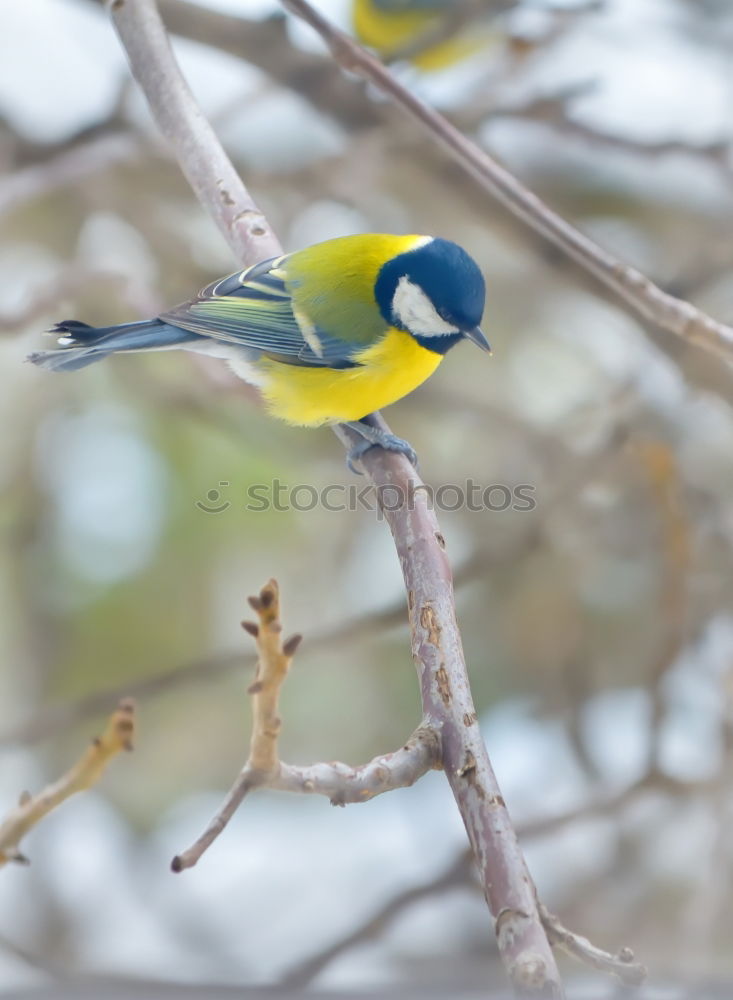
[283,0,733,359]
[0,699,134,867]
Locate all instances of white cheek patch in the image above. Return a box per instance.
[392,276,459,337]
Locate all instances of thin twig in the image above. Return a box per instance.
[93,0,386,131]
[171,582,440,871]
[0,699,135,867]
[171,580,294,870]
[539,904,647,986]
[173,722,441,874]
[273,726,442,805]
[281,0,733,363]
[243,579,299,772]
[473,88,732,174]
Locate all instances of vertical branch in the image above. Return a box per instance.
[340,417,563,995]
[243,579,302,774]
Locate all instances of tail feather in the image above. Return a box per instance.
[28,318,203,372]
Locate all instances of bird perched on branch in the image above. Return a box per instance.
[29,234,488,471]
[352,0,489,70]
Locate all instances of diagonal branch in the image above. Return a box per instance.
[281,850,476,987]
[539,905,646,986]
[0,699,135,867]
[281,0,733,364]
[108,0,281,265]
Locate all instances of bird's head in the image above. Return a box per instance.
[374,237,488,355]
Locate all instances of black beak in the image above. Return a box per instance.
[464,325,491,353]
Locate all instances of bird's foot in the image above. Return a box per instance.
[343,420,419,475]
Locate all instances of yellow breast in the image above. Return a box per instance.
[256,328,443,427]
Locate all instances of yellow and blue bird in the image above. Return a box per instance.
[29,234,488,469]
[352,0,487,70]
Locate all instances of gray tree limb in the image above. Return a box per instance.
[282,0,733,364]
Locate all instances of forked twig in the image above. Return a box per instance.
[171,581,441,873]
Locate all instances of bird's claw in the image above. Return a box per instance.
[346,434,419,475]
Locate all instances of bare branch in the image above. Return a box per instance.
[272,725,442,805]
[539,905,647,986]
[281,0,733,363]
[243,580,296,772]
[171,582,440,872]
[0,931,59,977]
[97,0,386,131]
[531,112,731,169]
[283,765,716,987]
[471,86,732,175]
[107,0,281,263]
[332,419,564,995]
[0,650,244,749]
[172,726,440,874]
[1,77,133,168]
[0,699,135,867]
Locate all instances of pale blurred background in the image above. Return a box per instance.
[1,0,733,996]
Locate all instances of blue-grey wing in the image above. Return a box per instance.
[160,258,361,369]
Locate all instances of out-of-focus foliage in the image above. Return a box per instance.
[1,0,733,994]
